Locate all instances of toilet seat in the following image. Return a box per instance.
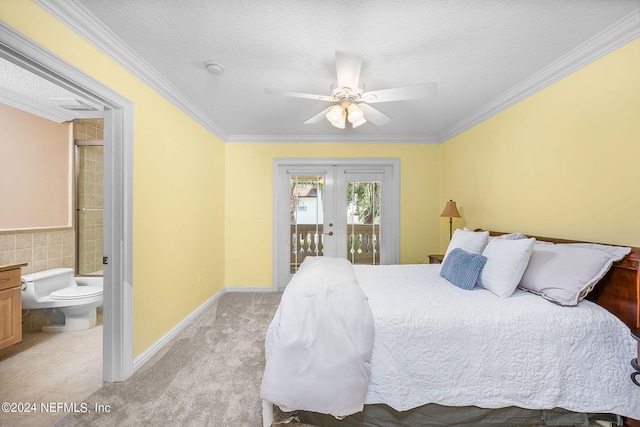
[50,285,103,300]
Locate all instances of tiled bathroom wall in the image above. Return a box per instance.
[0,230,75,274]
[0,119,104,331]
[74,118,103,140]
[0,229,75,331]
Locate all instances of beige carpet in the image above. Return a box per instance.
[56,292,282,427]
[55,292,612,427]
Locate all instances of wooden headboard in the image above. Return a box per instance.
[483,231,640,330]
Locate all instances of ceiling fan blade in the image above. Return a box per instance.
[304,106,334,124]
[335,51,361,91]
[264,88,334,102]
[359,104,391,126]
[362,82,437,104]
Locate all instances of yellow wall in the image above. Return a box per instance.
[224,143,441,286]
[4,0,638,359]
[0,0,226,356]
[440,38,640,250]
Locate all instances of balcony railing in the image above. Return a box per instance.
[290,224,380,273]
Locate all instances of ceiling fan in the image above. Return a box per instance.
[265,51,437,129]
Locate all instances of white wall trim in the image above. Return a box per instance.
[132,289,226,372]
[226,134,441,144]
[0,21,134,382]
[0,85,75,122]
[35,0,227,141]
[272,158,401,290]
[132,287,275,372]
[31,1,638,145]
[439,9,640,143]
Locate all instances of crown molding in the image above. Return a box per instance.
[35,1,638,145]
[439,9,639,143]
[35,0,228,141]
[225,133,440,143]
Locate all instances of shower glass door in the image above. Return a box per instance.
[75,141,104,276]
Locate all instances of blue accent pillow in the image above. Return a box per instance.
[439,248,488,291]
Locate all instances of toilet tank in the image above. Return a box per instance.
[22,268,77,299]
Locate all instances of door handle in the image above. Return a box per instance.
[325,231,333,236]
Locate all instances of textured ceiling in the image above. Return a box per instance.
[0,57,102,122]
[3,1,639,141]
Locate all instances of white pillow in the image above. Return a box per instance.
[495,232,528,240]
[477,238,536,298]
[518,243,628,306]
[444,229,489,261]
[559,243,630,261]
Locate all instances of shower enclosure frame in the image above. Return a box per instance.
[74,138,104,277]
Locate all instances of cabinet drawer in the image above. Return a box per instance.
[0,269,21,291]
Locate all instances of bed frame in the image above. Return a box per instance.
[272,231,640,427]
[484,231,640,331]
[485,231,640,427]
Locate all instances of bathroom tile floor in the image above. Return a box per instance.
[0,312,103,427]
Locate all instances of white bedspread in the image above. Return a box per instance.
[260,257,374,417]
[353,264,640,419]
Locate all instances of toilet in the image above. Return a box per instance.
[21,268,103,332]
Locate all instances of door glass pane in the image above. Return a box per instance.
[347,181,380,265]
[76,145,104,276]
[290,175,324,273]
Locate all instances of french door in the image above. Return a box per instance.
[274,159,399,289]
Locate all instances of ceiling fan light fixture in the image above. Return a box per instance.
[330,110,346,129]
[347,103,364,123]
[351,117,367,128]
[326,105,344,124]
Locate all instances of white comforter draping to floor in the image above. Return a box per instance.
[264,262,640,421]
[260,257,374,418]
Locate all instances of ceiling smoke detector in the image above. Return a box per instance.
[204,61,224,75]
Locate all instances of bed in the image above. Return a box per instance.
[260,230,640,427]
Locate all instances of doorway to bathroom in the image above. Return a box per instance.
[74,125,104,277]
[0,22,133,382]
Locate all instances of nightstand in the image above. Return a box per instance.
[428,254,444,264]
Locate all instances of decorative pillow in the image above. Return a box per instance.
[444,229,489,261]
[440,248,487,291]
[518,243,630,306]
[477,237,536,298]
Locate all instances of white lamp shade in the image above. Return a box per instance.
[351,117,367,128]
[330,111,346,128]
[326,105,344,124]
[347,103,364,123]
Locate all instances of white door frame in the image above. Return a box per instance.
[273,158,400,290]
[0,23,134,381]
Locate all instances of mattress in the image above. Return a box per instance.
[265,263,640,420]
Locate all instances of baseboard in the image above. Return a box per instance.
[132,286,276,373]
[132,288,226,373]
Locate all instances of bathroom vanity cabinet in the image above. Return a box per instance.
[0,262,27,354]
